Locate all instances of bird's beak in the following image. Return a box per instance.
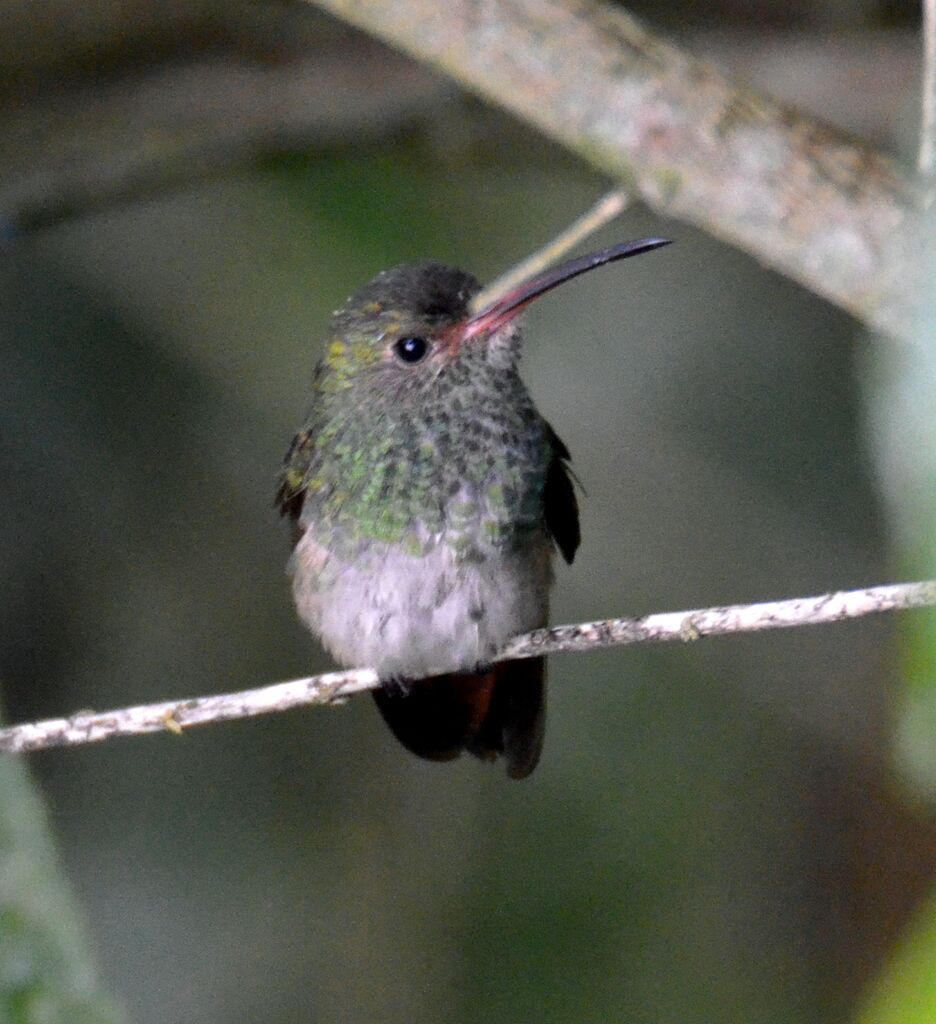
[460,237,672,341]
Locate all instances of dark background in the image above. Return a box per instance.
[2,2,934,1022]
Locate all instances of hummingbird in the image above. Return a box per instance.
[277,237,670,778]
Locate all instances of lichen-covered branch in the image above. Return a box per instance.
[307,0,921,337]
[2,581,933,755]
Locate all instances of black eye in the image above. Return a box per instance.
[394,336,429,363]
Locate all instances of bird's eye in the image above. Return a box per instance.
[394,336,429,363]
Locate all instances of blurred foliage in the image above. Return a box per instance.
[858,892,936,1024]
[864,211,936,793]
[855,215,936,1024]
[0,748,124,1024]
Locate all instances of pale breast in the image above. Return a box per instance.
[290,526,553,679]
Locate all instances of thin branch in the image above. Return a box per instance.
[922,0,936,178]
[470,188,630,313]
[2,581,933,756]
[307,0,921,339]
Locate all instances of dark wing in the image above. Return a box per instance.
[275,427,316,543]
[543,425,580,565]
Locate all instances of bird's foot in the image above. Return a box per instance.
[381,676,413,698]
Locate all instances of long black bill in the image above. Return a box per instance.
[463,237,672,339]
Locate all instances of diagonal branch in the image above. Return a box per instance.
[2,581,933,755]
[307,0,921,338]
[471,188,631,312]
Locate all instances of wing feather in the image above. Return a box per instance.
[276,427,315,541]
[543,425,580,565]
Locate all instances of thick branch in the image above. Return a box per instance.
[2,581,933,755]
[308,0,920,337]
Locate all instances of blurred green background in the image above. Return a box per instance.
[2,1,936,1022]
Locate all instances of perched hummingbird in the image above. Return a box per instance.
[277,238,670,778]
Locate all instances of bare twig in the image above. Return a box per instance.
[922,0,936,178]
[2,581,933,755]
[470,189,630,313]
[306,0,921,339]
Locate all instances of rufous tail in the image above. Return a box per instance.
[371,657,546,779]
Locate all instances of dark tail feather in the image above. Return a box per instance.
[372,658,546,779]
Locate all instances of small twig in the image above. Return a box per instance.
[470,189,630,313]
[1,581,933,755]
[921,0,936,179]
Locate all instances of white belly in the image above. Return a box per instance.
[290,529,553,679]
